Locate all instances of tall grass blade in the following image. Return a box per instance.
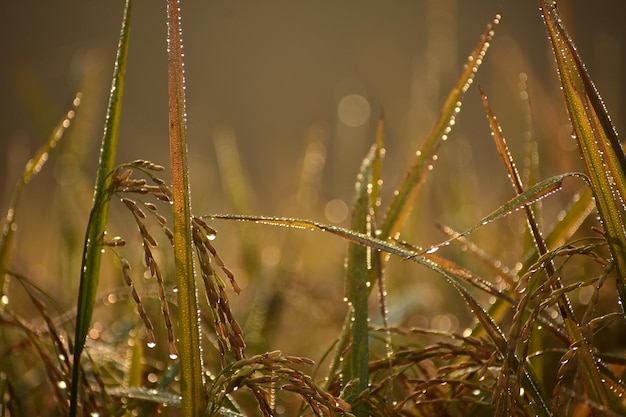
[540,0,626,314]
[518,74,543,255]
[342,116,384,413]
[380,14,499,241]
[540,2,626,411]
[70,1,131,415]
[166,0,204,415]
[0,94,80,305]
[481,85,608,412]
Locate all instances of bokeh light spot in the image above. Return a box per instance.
[325,199,349,223]
[337,94,371,127]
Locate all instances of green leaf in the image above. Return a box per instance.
[166,0,204,416]
[70,1,132,415]
[540,1,626,412]
[419,173,580,256]
[0,94,80,304]
[540,0,626,308]
[380,14,500,241]
[342,117,385,413]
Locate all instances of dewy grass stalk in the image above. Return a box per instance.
[166,0,205,415]
[0,93,80,306]
[69,1,131,415]
[541,0,626,315]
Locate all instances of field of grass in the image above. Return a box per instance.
[1,1,626,416]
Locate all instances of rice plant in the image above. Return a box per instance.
[1,1,625,416]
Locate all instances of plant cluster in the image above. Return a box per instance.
[1,1,625,416]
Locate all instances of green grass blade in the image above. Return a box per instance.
[540,3,626,411]
[342,120,384,413]
[540,1,626,312]
[380,14,500,241]
[482,86,608,415]
[70,2,132,415]
[166,1,204,415]
[370,112,385,211]
[419,173,579,256]
[0,94,80,304]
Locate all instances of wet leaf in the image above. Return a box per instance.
[541,1,626,411]
[342,115,385,412]
[540,0,626,308]
[166,0,204,415]
[380,14,500,241]
[0,93,80,302]
[70,1,131,415]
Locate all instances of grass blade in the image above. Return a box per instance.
[482,85,622,413]
[418,173,580,256]
[540,0,626,313]
[70,2,132,415]
[540,2,626,411]
[380,14,500,241]
[0,94,80,305]
[342,116,385,413]
[166,0,204,415]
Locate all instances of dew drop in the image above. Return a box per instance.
[107,293,118,304]
[169,353,179,360]
[58,381,67,390]
[147,341,157,349]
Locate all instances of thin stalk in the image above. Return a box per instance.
[166,0,204,415]
[70,1,132,415]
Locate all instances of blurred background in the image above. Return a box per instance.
[1,0,625,363]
